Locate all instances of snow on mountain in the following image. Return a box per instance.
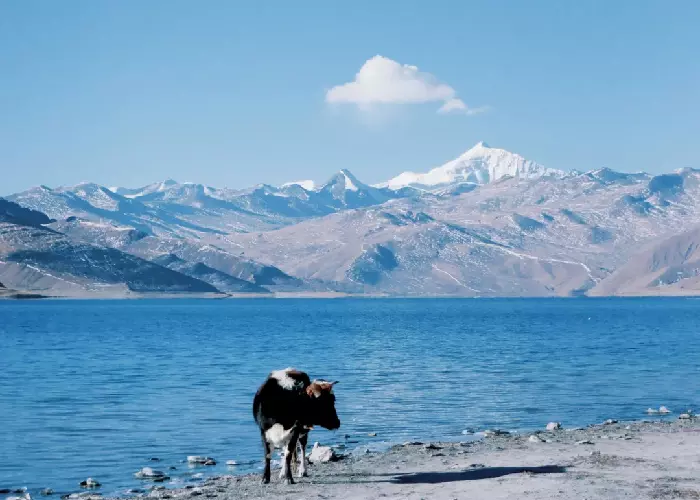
[112,179,179,198]
[379,142,565,189]
[317,169,390,208]
[281,180,316,191]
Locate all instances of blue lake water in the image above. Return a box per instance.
[1,298,699,496]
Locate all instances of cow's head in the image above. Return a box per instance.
[306,380,340,430]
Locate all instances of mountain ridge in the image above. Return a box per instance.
[5,142,700,297]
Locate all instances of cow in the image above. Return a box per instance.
[252,368,340,484]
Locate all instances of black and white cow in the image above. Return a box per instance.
[252,368,340,484]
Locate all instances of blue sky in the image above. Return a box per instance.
[1,1,699,194]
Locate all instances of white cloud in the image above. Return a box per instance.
[326,55,482,115]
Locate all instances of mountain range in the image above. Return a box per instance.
[3,142,700,297]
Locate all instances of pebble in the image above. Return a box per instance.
[40,489,54,496]
[576,440,594,445]
[79,478,101,489]
[546,422,562,431]
[528,435,545,443]
[308,442,336,463]
[484,429,510,437]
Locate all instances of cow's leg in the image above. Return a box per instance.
[283,425,301,484]
[297,432,308,478]
[260,430,271,484]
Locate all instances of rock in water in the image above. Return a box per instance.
[659,406,672,414]
[679,413,693,420]
[225,460,238,466]
[186,456,216,465]
[40,489,54,496]
[603,419,618,425]
[79,478,100,489]
[546,422,562,431]
[308,442,336,463]
[646,408,659,414]
[134,468,169,481]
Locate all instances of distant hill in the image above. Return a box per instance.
[5,144,700,297]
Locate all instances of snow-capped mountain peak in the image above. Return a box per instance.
[379,142,565,189]
[281,180,316,191]
[112,179,179,198]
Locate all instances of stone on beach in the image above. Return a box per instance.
[528,434,545,443]
[679,413,693,420]
[603,419,618,425]
[576,439,594,445]
[308,442,336,463]
[483,429,510,437]
[546,422,562,431]
[62,493,102,500]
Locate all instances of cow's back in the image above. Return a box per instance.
[253,368,311,431]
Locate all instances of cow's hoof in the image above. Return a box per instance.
[285,477,295,485]
[261,477,270,485]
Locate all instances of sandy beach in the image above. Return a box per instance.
[113,418,700,500]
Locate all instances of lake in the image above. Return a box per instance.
[0,298,698,496]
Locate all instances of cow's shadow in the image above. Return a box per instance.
[318,465,566,485]
[390,465,567,484]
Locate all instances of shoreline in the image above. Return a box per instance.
[25,416,692,500]
[145,417,700,500]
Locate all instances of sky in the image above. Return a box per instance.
[1,0,699,194]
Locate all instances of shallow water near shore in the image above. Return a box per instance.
[1,297,698,496]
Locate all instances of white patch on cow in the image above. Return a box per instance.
[264,423,295,449]
[270,368,298,390]
[297,441,307,477]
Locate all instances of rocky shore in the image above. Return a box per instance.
[4,417,699,500]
